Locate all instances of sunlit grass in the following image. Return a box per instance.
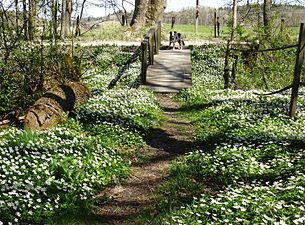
[0,45,162,224]
[136,44,305,224]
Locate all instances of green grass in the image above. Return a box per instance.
[76,21,148,42]
[74,20,300,44]
[133,44,305,224]
[0,45,162,224]
[162,23,231,41]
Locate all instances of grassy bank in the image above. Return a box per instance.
[140,45,305,224]
[0,45,162,224]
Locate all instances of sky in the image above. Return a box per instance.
[84,0,226,18]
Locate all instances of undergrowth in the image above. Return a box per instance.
[0,45,161,224]
[140,44,305,225]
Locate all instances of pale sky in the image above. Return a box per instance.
[85,0,226,18]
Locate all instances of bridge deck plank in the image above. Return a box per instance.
[145,49,192,92]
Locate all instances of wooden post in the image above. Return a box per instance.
[153,31,157,55]
[217,17,220,37]
[231,54,238,89]
[195,0,199,34]
[154,29,158,55]
[289,23,305,117]
[214,10,217,38]
[157,21,161,54]
[224,40,231,89]
[149,36,154,64]
[280,18,285,33]
[171,16,175,29]
[141,40,148,84]
[144,37,153,65]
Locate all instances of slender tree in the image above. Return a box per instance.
[15,0,19,30]
[60,0,72,38]
[263,0,272,31]
[51,0,59,40]
[231,0,238,40]
[28,0,37,40]
[22,0,28,39]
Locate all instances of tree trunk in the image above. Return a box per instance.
[15,0,19,31]
[75,0,86,36]
[231,0,237,41]
[131,0,166,30]
[22,0,29,40]
[60,0,72,38]
[263,0,272,30]
[130,0,149,29]
[28,0,36,40]
[146,0,167,26]
[52,0,59,41]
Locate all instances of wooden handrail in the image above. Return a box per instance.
[141,21,162,84]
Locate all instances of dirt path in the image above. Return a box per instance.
[93,93,194,224]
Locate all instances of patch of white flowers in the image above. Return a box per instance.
[162,45,305,224]
[0,127,129,224]
[0,45,160,224]
[79,88,160,130]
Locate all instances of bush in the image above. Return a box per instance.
[0,43,82,114]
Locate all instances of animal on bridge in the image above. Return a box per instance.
[168,31,185,50]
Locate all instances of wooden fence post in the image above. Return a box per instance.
[141,40,148,84]
[217,16,220,37]
[231,54,238,88]
[153,30,157,55]
[156,22,161,54]
[224,40,231,89]
[280,18,285,33]
[289,23,305,117]
[214,10,217,38]
[149,36,154,64]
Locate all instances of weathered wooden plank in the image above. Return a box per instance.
[145,49,192,92]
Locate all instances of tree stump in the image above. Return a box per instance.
[24,82,90,130]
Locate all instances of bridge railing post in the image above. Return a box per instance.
[141,20,162,85]
[141,40,148,84]
[156,21,161,54]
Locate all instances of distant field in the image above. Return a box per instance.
[76,20,300,43]
[161,23,231,41]
[77,21,231,42]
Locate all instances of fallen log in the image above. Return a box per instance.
[24,82,90,130]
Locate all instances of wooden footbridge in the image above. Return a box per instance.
[141,21,192,92]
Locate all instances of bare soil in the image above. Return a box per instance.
[93,93,194,224]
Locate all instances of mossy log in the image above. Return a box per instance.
[24,82,90,130]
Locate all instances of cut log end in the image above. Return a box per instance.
[24,82,90,130]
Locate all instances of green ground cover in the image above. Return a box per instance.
[162,23,231,41]
[0,45,161,224]
[76,21,299,43]
[143,45,305,224]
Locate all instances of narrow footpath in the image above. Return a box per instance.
[94,93,194,224]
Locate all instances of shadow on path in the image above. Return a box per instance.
[93,93,194,225]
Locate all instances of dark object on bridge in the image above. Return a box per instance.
[24,82,90,130]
